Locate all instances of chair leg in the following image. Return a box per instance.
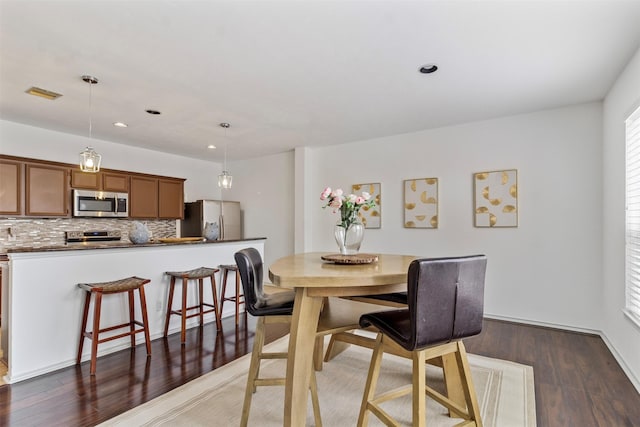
[138,285,152,356]
[442,352,465,417]
[77,291,91,365]
[235,269,241,325]
[241,317,266,427]
[357,333,384,427]
[412,349,426,427]
[198,277,205,326]
[455,341,482,427]
[181,276,188,344]
[128,290,136,349]
[220,268,229,315]
[209,274,222,330]
[90,291,102,375]
[163,277,176,338]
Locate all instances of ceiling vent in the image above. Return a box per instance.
[25,86,63,100]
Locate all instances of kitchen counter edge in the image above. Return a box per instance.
[3,237,267,254]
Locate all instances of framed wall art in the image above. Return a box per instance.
[473,169,518,227]
[404,178,438,229]
[352,182,381,228]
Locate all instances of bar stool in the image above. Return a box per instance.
[76,276,152,375]
[164,267,221,344]
[219,264,245,325]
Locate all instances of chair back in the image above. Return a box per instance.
[407,255,487,350]
[234,248,267,316]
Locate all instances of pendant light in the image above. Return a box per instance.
[79,75,102,173]
[217,122,233,188]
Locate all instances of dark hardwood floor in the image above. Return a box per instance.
[1,316,638,426]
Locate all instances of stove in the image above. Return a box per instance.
[65,230,122,243]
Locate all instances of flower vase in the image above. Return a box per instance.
[334,219,365,255]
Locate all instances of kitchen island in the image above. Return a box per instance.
[1,237,265,383]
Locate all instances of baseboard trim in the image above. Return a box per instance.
[484,313,640,393]
[598,332,640,394]
[484,313,600,335]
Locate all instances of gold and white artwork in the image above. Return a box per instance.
[474,169,518,227]
[352,182,381,228]
[404,178,438,229]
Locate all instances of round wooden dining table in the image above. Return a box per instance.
[269,252,417,427]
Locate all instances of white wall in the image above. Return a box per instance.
[602,46,640,389]
[0,120,223,202]
[225,150,295,269]
[302,103,603,331]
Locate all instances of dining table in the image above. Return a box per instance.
[268,252,418,427]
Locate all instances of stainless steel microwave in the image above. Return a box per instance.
[73,189,129,218]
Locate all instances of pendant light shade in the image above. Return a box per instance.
[79,146,101,172]
[217,122,232,188]
[218,170,233,189]
[79,75,101,173]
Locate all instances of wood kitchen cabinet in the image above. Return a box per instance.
[71,170,129,192]
[129,176,185,219]
[1,155,184,219]
[0,160,22,215]
[70,170,100,190]
[129,176,158,219]
[25,163,69,216]
[158,178,184,219]
[102,172,129,192]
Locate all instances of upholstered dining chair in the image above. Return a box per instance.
[357,255,487,427]
[234,248,322,427]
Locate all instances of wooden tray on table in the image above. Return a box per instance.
[320,253,379,264]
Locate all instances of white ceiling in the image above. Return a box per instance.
[1,1,640,162]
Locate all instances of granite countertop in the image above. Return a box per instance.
[4,237,266,254]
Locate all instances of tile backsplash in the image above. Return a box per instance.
[0,218,177,252]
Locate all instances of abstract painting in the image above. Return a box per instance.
[473,169,518,227]
[404,178,438,228]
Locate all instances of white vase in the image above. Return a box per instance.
[334,219,365,255]
[129,221,150,244]
[204,222,219,241]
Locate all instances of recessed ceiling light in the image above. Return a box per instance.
[25,86,63,100]
[208,144,216,149]
[113,122,128,128]
[419,64,438,74]
[145,109,161,115]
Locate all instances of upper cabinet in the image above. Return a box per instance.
[102,172,129,192]
[1,155,185,219]
[130,176,185,219]
[25,163,69,217]
[0,160,22,215]
[70,170,100,190]
[158,178,184,219]
[71,170,129,192]
[129,176,159,219]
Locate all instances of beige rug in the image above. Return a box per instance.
[101,335,536,426]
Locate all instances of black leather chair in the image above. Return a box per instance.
[357,255,487,427]
[234,248,322,427]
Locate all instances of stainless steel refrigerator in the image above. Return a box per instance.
[181,200,242,240]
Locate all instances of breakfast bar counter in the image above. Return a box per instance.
[1,237,265,383]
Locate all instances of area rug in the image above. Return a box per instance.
[100,335,536,426]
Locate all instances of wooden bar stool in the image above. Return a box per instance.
[76,276,152,375]
[219,264,245,325]
[164,267,221,344]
